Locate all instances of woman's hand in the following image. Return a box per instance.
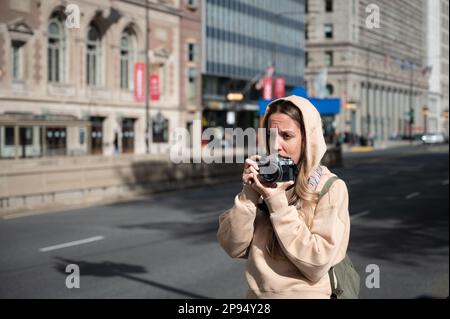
[242,155,261,186]
[251,176,294,200]
[243,155,294,199]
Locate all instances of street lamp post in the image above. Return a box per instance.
[422,106,429,134]
[145,0,150,154]
[408,64,414,141]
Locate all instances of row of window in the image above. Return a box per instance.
[10,12,199,95]
[9,15,139,90]
[305,23,334,40]
[305,0,334,14]
[305,51,333,67]
[0,116,170,159]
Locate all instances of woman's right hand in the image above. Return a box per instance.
[242,155,261,186]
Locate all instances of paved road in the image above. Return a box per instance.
[0,144,448,298]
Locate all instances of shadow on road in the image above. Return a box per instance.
[119,219,220,244]
[53,257,210,298]
[349,202,449,267]
[343,151,449,267]
[113,182,240,244]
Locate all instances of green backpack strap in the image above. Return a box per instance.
[318,175,340,294]
[318,176,340,201]
[318,176,361,299]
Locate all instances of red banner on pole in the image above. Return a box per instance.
[263,76,273,100]
[134,63,145,102]
[149,74,160,101]
[274,77,285,98]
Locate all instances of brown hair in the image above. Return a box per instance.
[262,99,320,258]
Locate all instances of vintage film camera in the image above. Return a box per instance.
[256,154,298,183]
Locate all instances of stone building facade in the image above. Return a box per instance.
[305,0,430,142]
[0,0,182,159]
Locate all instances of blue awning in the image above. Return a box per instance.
[291,86,341,115]
[309,98,340,115]
[258,87,341,116]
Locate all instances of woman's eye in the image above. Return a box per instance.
[282,134,292,140]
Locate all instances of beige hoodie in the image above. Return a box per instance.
[217,95,350,299]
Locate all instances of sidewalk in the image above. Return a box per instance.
[341,140,422,153]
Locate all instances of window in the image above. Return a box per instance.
[305,24,309,40]
[48,19,65,83]
[120,28,136,90]
[325,51,333,66]
[86,24,102,86]
[5,127,14,146]
[325,0,333,12]
[187,67,197,103]
[187,0,197,9]
[305,52,309,67]
[11,41,25,80]
[324,24,333,39]
[305,0,309,14]
[187,42,197,62]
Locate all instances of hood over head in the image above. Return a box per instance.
[264,95,327,178]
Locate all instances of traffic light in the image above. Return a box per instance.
[409,109,415,125]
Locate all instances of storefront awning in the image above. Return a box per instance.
[0,112,91,127]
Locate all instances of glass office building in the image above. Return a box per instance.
[202,0,305,131]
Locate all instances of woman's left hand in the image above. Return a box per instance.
[250,173,294,199]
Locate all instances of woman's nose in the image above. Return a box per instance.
[270,134,283,155]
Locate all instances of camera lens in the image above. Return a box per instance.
[260,171,279,183]
[259,161,280,183]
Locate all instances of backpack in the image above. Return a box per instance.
[318,176,360,299]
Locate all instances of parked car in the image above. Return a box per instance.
[421,133,446,144]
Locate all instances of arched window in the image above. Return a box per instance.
[48,18,65,82]
[120,28,136,90]
[86,24,102,86]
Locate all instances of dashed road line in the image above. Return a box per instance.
[351,210,370,221]
[39,236,104,252]
[405,192,420,200]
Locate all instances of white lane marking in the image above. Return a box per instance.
[39,236,104,252]
[351,210,370,221]
[405,192,420,200]
[442,180,449,186]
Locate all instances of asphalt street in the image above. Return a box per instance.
[0,144,448,298]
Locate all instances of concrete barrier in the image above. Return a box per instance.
[0,147,342,215]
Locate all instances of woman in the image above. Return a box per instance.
[217,95,350,299]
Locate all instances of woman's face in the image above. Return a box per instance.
[267,112,302,164]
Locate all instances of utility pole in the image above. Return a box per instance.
[366,47,370,141]
[408,63,414,142]
[145,0,150,153]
